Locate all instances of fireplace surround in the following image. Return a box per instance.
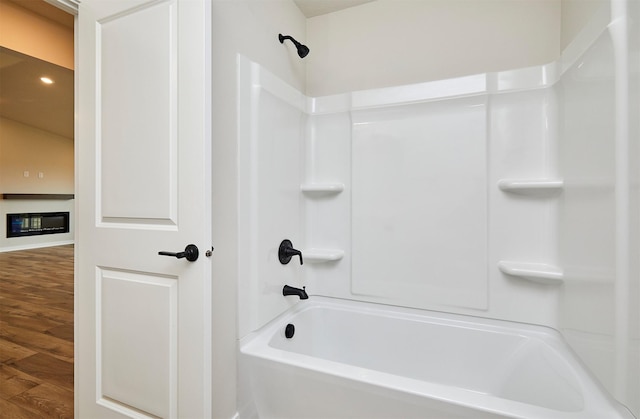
[7,212,70,238]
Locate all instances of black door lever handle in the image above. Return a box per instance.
[159,244,199,262]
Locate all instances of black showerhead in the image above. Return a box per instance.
[279,33,310,59]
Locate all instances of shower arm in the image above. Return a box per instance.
[278,33,310,58]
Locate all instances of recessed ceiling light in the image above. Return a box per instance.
[40,77,54,84]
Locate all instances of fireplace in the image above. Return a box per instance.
[7,212,70,238]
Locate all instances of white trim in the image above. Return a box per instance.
[610,0,630,401]
[0,240,74,253]
[44,0,79,15]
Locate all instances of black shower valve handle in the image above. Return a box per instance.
[279,239,303,265]
[287,248,303,265]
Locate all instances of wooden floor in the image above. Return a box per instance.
[0,245,74,418]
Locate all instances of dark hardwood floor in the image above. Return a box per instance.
[0,245,74,418]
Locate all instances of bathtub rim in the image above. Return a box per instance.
[240,296,635,419]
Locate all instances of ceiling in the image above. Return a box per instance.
[0,0,374,140]
[0,47,74,139]
[0,0,73,139]
[294,0,375,17]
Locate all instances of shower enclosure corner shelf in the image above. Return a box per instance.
[303,248,344,262]
[497,179,564,194]
[498,261,564,285]
[300,183,344,195]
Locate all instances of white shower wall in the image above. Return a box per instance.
[557,1,640,413]
[351,97,488,310]
[299,75,562,322]
[238,67,564,331]
[236,2,638,414]
[237,57,306,337]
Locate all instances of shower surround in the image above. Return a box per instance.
[236,3,638,417]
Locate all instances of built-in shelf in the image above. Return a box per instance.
[2,193,75,200]
[497,179,563,194]
[300,183,344,195]
[498,261,564,285]
[303,248,344,263]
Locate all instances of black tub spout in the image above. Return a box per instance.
[283,285,308,300]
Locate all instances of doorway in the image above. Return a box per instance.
[0,0,75,416]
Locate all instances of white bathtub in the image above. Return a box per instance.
[240,297,634,418]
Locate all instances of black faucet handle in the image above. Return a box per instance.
[279,239,303,265]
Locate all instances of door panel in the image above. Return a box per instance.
[99,269,178,418]
[98,1,177,222]
[77,0,211,417]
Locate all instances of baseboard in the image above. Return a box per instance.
[0,240,75,253]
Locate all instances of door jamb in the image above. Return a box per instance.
[43,0,79,414]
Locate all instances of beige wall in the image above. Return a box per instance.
[0,118,74,251]
[306,0,562,96]
[210,1,306,416]
[0,0,73,69]
[0,117,74,193]
[560,0,607,50]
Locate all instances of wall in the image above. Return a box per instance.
[558,0,639,414]
[237,57,305,341]
[0,118,74,251]
[306,0,561,96]
[561,0,608,50]
[237,0,580,338]
[236,1,638,416]
[209,0,306,417]
[0,118,74,193]
[236,0,575,340]
[236,65,566,327]
[0,0,73,69]
[293,73,563,326]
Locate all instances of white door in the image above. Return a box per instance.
[76,0,211,417]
